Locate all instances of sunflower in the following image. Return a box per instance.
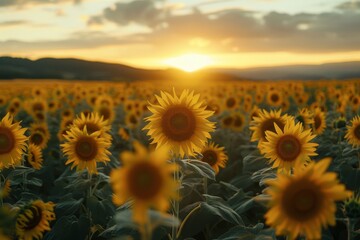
[26,98,48,114]
[221,115,233,129]
[259,120,318,172]
[35,110,47,122]
[29,131,48,150]
[110,142,179,225]
[125,112,140,129]
[95,95,114,107]
[71,112,112,143]
[16,200,56,240]
[0,95,8,107]
[295,108,314,130]
[25,144,43,170]
[31,87,47,98]
[351,95,360,112]
[230,112,246,132]
[0,180,11,199]
[0,113,28,170]
[265,158,352,240]
[62,108,74,119]
[30,122,50,144]
[47,99,59,113]
[312,108,326,135]
[224,96,239,110]
[61,126,111,174]
[345,115,360,147]
[267,90,282,107]
[250,109,290,143]
[95,104,115,124]
[199,142,228,174]
[143,89,215,157]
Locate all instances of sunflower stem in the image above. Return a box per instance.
[346,218,356,240]
[141,222,151,240]
[88,171,92,198]
[176,203,201,239]
[203,177,208,195]
[171,156,181,240]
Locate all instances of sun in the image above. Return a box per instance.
[164,53,213,72]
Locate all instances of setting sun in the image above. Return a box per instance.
[163,53,214,72]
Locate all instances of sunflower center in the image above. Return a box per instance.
[223,116,233,126]
[32,103,44,112]
[234,116,243,128]
[63,111,71,117]
[201,150,218,166]
[270,93,279,103]
[35,112,45,121]
[226,98,236,108]
[314,115,321,130]
[161,106,196,141]
[261,119,285,141]
[127,162,163,200]
[354,125,360,140]
[22,206,43,230]
[129,115,138,125]
[282,181,322,221]
[98,106,111,120]
[353,97,359,105]
[276,135,301,162]
[75,137,98,161]
[30,133,44,146]
[0,127,15,154]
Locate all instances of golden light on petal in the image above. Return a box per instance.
[163,53,214,72]
[345,115,360,147]
[250,109,290,143]
[259,120,318,172]
[143,89,215,157]
[110,142,179,225]
[16,200,56,240]
[61,126,111,174]
[0,113,27,170]
[199,142,228,174]
[265,158,352,240]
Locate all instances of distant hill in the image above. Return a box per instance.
[217,62,360,80]
[1,56,360,81]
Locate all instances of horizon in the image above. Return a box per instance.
[2,55,360,72]
[1,0,360,71]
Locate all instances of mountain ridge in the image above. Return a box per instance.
[1,56,359,81]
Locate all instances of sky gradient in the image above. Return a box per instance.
[1,0,360,70]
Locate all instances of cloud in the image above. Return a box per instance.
[0,20,27,27]
[4,0,360,54]
[336,1,360,11]
[133,7,360,53]
[88,0,168,28]
[0,31,135,52]
[0,0,82,8]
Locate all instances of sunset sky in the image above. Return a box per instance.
[1,0,360,70]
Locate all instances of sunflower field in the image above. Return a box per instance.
[0,79,359,240]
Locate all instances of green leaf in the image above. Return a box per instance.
[181,159,216,180]
[215,224,274,240]
[55,198,84,217]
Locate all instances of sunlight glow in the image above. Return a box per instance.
[163,53,214,72]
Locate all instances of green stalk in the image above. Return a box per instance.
[171,156,181,240]
[176,204,201,239]
[346,218,356,240]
